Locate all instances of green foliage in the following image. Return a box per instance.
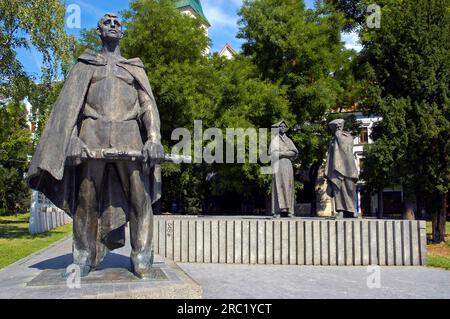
[116,0,213,213]
[27,81,64,144]
[122,0,210,66]
[0,0,74,85]
[206,55,290,197]
[0,0,71,215]
[324,0,369,32]
[361,96,409,188]
[72,28,103,62]
[238,0,357,202]
[112,0,291,213]
[427,255,450,271]
[0,102,32,215]
[358,0,450,212]
[120,0,213,138]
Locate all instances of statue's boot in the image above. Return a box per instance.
[335,212,344,219]
[94,242,109,268]
[131,253,154,280]
[279,209,290,218]
[67,247,95,278]
[343,211,355,219]
[62,264,92,278]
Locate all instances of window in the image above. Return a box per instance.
[359,127,368,144]
[359,158,365,175]
[383,192,403,215]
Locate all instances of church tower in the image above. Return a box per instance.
[175,0,211,36]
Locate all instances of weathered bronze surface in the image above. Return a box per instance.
[324,119,359,218]
[270,121,299,217]
[27,13,165,279]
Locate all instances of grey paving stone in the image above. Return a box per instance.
[0,235,201,299]
[178,263,450,299]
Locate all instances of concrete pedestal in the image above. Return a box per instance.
[154,216,427,266]
[0,236,202,299]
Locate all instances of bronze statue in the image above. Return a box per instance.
[270,121,298,218]
[324,119,358,219]
[27,13,164,279]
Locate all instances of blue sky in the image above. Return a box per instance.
[17,0,360,79]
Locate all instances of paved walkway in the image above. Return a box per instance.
[178,263,450,299]
[0,236,200,299]
[0,235,449,299]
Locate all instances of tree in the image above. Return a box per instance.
[238,0,357,214]
[0,101,32,215]
[119,0,292,214]
[325,0,369,32]
[205,55,291,210]
[0,0,72,214]
[58,0,344,215]
[27,80,65,144]
[356,0,449,241]
[0,0,73,88]
[116,0,215,214]
[0,0,73,137]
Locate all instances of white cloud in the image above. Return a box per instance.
[73,0,105,20]
[202,1,239,28]
[229,0,243,7]
[342,31,362,52]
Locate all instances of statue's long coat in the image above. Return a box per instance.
[324,130,358,214]
[27,50,161,250]
[270,131,298,215]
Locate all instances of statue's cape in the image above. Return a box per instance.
[27,49,161,252]
[324,130,358,194]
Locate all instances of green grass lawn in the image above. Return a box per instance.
[426,221,450,270]
[0,213,72,269]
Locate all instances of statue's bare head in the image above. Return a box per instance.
[329,119,345,133]
[97,13,123,44]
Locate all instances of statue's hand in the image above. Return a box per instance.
[143,141,165,164]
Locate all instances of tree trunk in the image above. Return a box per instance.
[415,188,424,220]
[402,185,416,220]
[377,188,384,219]
[266,194,272,216]
[309,162,320,217]
[432,193,447,243]
[403,203,415,220]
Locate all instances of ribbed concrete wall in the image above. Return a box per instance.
[29,191,72,235]
[153,217,427,266]
[29,207,72,235]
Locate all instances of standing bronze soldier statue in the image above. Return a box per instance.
[27,13,165,279]
[270,121,299,218]
[324,119,358,219]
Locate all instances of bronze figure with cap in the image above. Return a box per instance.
[324,119,359,219]
[270,121,299,218]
